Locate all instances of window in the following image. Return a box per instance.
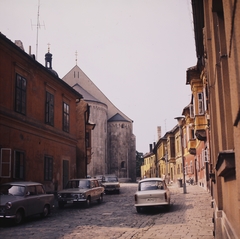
[45,91,54,126]
[191,129,195,139]
[177,164,180,174]
[183,133,187,148]
[27,186,36,196]
[63,102,69,132]
[198,92,204,115]
[86,132,90,147]
[14,151,25,179]
[44,156,53,181]
[203,87,208,112]
[15,73,26,114]
[204,149,209,162]
[189,104,194,118]
[121,161,125,168]
[190,161,193,174]
[36,185,44,194]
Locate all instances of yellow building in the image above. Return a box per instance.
[141,145,156,178]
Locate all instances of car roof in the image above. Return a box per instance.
[139,177,164,183]
[2,181,43,186]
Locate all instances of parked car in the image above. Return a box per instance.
[94,175,104,186]
[57,178,104,208]
[101,175,120,194]
[0,181,55,225]
[134,177,171,213]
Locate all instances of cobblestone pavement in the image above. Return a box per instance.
[0,183,214,239]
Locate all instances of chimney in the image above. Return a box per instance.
[149,144,152,152]
[15,40,25,51]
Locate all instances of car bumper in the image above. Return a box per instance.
[58,198,87,204]
[0,214,16,219]
[105,188,119,191]
[134,202,169,207]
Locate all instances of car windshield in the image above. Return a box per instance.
[104,176,118,182]
[66,180,90,189]
[139,181,164,191]
[0,185,25,196]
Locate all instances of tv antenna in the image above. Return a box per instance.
[31,0,45,60]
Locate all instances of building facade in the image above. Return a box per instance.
[0,33,93,191]
[191,0,240,237]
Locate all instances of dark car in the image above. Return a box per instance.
[0,181,55,224]
[57,178,104,208]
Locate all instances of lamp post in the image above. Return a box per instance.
[175,116,187,194]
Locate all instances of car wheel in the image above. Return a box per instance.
[41,205,49,218]
[85,196,91,207]
[58,202,65,209]
[165,204,171,212]
[97,193,103,204]
[14,210,24,225]
[117,190,120,194]
[136,207,141,213]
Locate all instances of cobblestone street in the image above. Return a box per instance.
[0,183,214,239]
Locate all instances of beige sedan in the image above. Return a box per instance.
[134,177,171,213]
[57,178,104,208]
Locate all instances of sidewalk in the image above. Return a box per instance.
[141,183,214,239]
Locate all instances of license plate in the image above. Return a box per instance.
[67,200,73,204]
[147,198,155,202]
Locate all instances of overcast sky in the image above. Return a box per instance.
[0,0,197,154]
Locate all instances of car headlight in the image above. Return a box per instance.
[79,193,85,199]
[57,193,62,198]
[6,202,12,209]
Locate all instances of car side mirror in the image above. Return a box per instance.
[26,191,30,196]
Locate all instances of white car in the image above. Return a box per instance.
[134,177,171,213]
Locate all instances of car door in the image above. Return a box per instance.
[90,181,96,200]
[94,180,102,198]
[36,185,46,213]
[25,186,39,216]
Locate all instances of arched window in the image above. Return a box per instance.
[121,161,125,168]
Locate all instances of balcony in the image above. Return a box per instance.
[187,139,196,155]
[194,115,207,141]
[168,157,176,164]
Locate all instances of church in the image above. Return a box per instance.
[63,63,136,182]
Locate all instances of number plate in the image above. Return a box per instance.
[146,198,155,202]
[67,200,73,204]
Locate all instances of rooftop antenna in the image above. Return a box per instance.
[31,0,45,60]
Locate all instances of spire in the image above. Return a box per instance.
[44,44,58,77]
[75,51,78,65]
[45,43,52,69]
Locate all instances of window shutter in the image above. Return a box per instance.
[0,148,11,178]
